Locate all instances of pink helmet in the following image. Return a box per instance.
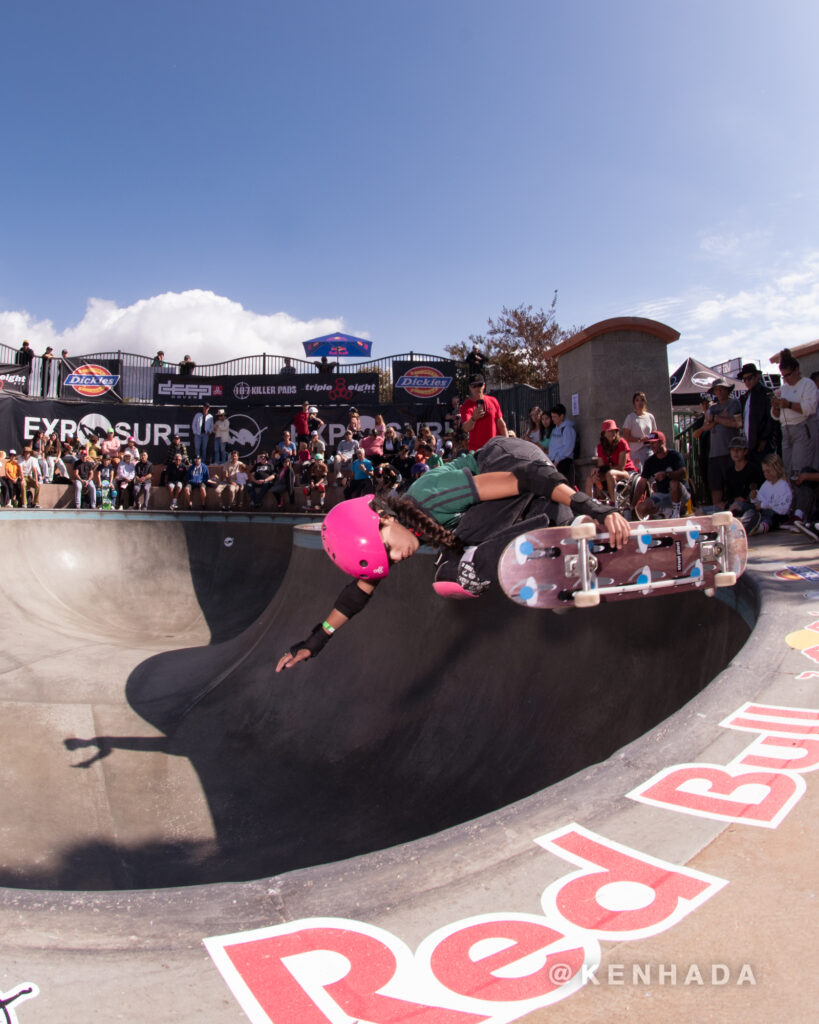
[321,496,390,579]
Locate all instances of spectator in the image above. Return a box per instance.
[269,454,295,510]
[589,420,637,504]
[772,348,818,477]
[691,396,714,489]
[547,404,577,486]
[741,454,793,536]
[41,346,57,396]
[723,436,764,517]
[60,441,77,477]
[100,429,122,467]
[164,433,190,471]
[295,440,312,484]
[315,356,337,376]
[348,447,374,498]
[215,451,247,511]
[3,451,23,507]
[373,413,387,437]
[277,429,297,459]
[523,406,544,444]
[466,342,486,379]
[633,431,690,520]
[308,405,324,434]
[738,363,774,463]
[18,447,42,508]
[151,351,167,367]
[16,340,33,367]
[444,395,462,441]
[410,450,430,482]
[212,409,230,464]
[121,436,140,462]
[115,451,137,509]
[73,449,97,509]
[0,452,14,507]
[620,392,658,470]
[702,380,741,507]
[31,431,49,480]
[247,452,276,509]
[183,454,213,510]
[460,375,508,452]
[280,357,296,375]
[309,430,326,460]
[95,454,118,508]
[332,429,358,486]
[347,407,362,440]
[399,424,416,455]
[178,354,196,375]
[360,429,385,465]
[304,454,328,510]
[293,402,312,444]
[191,404,213,462]
[375,462,400,495]
[382,425,401,463]
[132,451,153,510]
[44,432,64,482]
[166,453,188,511]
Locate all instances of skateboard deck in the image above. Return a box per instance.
[498,513,747,610]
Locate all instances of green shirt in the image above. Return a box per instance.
[406,452,480,529]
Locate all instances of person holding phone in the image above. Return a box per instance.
[459,375,507,452]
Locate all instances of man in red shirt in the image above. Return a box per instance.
[459,375,508,451]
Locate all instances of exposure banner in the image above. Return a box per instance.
[0,394,448,465]
[153,372,380,407]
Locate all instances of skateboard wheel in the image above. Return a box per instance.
[714,571,736,588]
[570,521,597,540]
[573,590,601,607]
[711,511,733,527]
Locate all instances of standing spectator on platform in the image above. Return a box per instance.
[151,351,167,367]
[166,453,188,511]
[178,354,196,375]
[702,380,741,507]
[460,375,507,452]
[16,340,33,394]
[280,357,296,375]
[466,342,486,379]
[620,392,658,470]
[183,454,213,509]
[248,452,276,509]
[132,451,153,510]
[100,429,122,468]
[18,447,41,508]
[191,403,213,462]
[115,451,137,509]
[315,356,336,376]
[547,404,577,486]
[772,349,818,476]
[4,451,23,507]
[40,346,57,396]
[73,449,96,509]
[739,363,774,463]
[212,410,230,463]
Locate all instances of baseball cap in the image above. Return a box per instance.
[729,435,749,448]
[8,449,17,456]
[645,431,666,444]
[710,379,732,391]
[469,374,486,386]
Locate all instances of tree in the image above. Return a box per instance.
[446,292,579,389]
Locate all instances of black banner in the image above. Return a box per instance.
[60,358,124,403]
[0,364,31,395]
[0,394,453,466]
[153,372,380,406]
[392,360,457,405]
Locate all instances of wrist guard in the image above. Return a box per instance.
[290,622,332,659]
[569,491,612,525]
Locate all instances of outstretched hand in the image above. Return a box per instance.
[603,511,631,549]
[275,648,311,672]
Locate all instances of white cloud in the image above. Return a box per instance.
[0,290,353,365]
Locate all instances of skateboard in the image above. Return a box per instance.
[99,480,116,511]
[498,512,747,610]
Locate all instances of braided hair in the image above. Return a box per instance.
[370,492,463,553]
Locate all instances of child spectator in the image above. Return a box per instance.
[723,436,764,515]
[4,451,23,507]
[304,455,328,510]
[742,454,793,536]
[95,453,118,507]
[590,420,637,504]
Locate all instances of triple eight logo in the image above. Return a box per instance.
[64,364,121,397]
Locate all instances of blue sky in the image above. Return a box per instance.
[2,0,818,372]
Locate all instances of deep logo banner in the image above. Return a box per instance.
[153,373,381,406]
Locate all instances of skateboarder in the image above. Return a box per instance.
[276,437,629,671]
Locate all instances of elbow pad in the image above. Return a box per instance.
[513,463,569,502]
[335,579,376,619]
[569,491,612,525]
